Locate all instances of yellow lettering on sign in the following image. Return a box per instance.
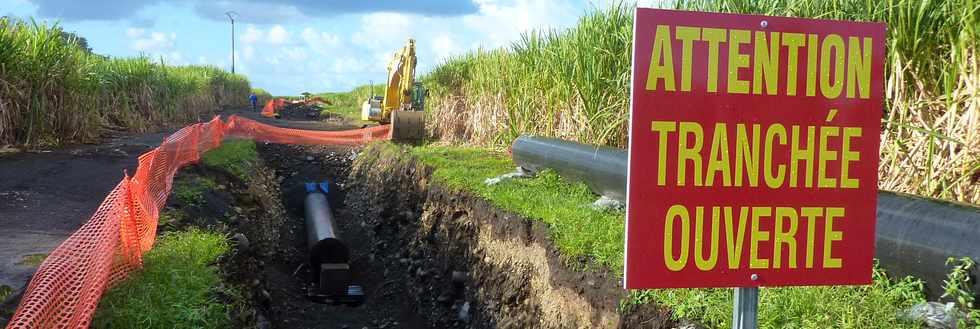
[651,121,677,186]
[705,123,732,187]
[646,25,676,91]
[725,206,749,269]
[677,122,704,186]
[820,34,845,99]
[773,207,799,269]
[694,207,720,271]
[840,127,862,188]
[676,26,701,92]
[664,205,690,271]
[818,126,840,188]
[823,207,844,268]
[764,124,787,188]
[702,28,727,93]
[847,37,872,99]
[657,205,850,270]
[790,125,815,188]
[749,206,772,269]
[734,124,761,187]
[727,29,751,94]
[782,33,805,96]
[753,31,780,95]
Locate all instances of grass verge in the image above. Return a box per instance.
[201,140,258,181]
[391,143,946,329]
[92,229,232,329]
[409,144,625,270]
[0,285,11,303]
[173,177,217,206]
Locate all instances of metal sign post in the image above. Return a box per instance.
[732,287,759,329]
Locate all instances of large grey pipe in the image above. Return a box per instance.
[511,135,627,201]
[511,135,980,296]
[304,191,350,295]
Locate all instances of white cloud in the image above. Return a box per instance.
[462,0,578,49]
[242,45,255,62]
[301,27,341,53]
[129,30,176,52]
[162,51,185,65]
[351,13,413,50]
[240,24,263,44]
[431,34,459,61]
[125,28,144,38]
[240,24,292,45]
[282,46,308,61]
[267,25,290,44]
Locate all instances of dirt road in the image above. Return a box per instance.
[0,132,169,294]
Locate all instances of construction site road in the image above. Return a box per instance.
[0,132,167,295]
[0,109,352,300]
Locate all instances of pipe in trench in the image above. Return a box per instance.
[511,135,980,297]
[303,182,363,304]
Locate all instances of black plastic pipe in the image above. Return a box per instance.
[511,135,627,202]
[304,184,362,304]
[876,191,980,296]
[304,191,350,274]
[511,135,980,296]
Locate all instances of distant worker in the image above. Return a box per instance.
[249,93,258,110]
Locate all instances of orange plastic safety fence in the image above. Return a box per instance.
[5,115,390,329]
[260,98,288,118]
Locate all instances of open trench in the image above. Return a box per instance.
[158,138,670,329]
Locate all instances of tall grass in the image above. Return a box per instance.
[317,84,384,121]
[251,88,272,107]
[425,4,632,147]
[0,18,252,147]
[423,0,980,204]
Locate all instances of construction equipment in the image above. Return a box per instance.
[362,38,426,140]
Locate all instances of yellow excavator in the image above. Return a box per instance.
[361,38,426,140]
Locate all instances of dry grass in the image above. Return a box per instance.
[879,54,980,202]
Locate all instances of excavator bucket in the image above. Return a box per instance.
[390,111,424,141]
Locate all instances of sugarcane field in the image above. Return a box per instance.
[1,1,980,328]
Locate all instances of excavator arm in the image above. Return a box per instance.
[362,39,424,119]
[380,39,416,119]
[361,38,425,140]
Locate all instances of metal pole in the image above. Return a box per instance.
[225,11,237,74]
[732,287,759,329]
[231,19,235,74]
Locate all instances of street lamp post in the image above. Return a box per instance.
[225,11,238,74]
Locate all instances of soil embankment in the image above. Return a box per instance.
[247,140,669,328]
[340,144,670,328]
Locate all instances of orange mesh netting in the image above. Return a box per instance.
[5,115,391,329]
[261,98,287,118]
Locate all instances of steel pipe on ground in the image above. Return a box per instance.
[511,135,980,296]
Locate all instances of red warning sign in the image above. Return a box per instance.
[624,8,885,288]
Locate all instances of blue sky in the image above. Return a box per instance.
[1,0,656,95]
